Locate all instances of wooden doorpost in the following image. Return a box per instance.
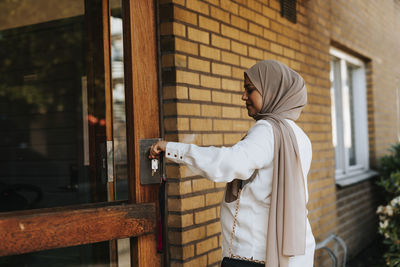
[122,0,161,266]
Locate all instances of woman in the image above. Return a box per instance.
[150,60,315,266]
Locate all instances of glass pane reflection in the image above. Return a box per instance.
[110,1,128,201]
[0,0,110,265]
[0,242,109,267]
[110,3,131,266]
[0,0,91,211]
[330,58,342,172]
[346,63,357,166]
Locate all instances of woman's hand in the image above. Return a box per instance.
[149,140,168,159]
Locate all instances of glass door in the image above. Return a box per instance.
[0,0,150,266]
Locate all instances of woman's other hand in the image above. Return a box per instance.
[149,140,167,159]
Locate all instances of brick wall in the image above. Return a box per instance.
[330,0,400,162]
[158,0,400,266]
[328,0,400,263]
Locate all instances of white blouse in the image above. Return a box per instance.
[165,119,315,266]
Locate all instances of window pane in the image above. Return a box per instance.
[0,0,110,264]
[0,0,92,210]
[110,0,128,201]
[330,58,343,172]
[345,63,357,166]
[330,48,369,178]
[0,241,110,266]
[109,2,131,264]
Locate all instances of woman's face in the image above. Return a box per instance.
[242,74,263,118]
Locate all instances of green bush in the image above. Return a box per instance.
[377,196,400,266]
[377,143,400,266]
[377,172,400,201]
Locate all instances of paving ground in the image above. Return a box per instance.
[346,237,386,267]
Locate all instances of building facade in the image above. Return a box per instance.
[160,0,400,266]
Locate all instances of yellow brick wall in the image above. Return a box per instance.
[159,0,400,266]
[326,0,400,264]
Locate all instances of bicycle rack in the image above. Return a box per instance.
[314,234,347,267]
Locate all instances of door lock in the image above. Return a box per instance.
[139,138,162,185]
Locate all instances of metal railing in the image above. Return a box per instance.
[314,234,347,267]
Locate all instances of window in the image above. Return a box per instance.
[330,48,374,185]
[280,0,297,23]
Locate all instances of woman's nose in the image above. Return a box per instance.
[242,92,247,101]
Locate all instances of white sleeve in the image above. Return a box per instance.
[165,121,274,183]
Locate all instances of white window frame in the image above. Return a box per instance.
[330,48,375,185]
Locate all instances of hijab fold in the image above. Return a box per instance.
[229,60,308,267]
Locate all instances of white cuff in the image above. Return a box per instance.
[165,142,188,163]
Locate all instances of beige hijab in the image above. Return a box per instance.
[246,60,307,266]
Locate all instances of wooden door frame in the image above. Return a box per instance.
[0,0,162,266]
[122,0,162,266]
[0,201,155,256]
